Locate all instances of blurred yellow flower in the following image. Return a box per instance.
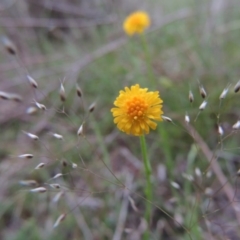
[111,84,163,136]
[123,11,150,36]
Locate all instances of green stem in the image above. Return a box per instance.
[139,135,152,239]
[140,34,155,86]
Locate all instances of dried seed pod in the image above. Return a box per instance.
[199,100,207,110]
[234,80,240,93]
[189,90,194,103]
[2,36,17,55]
[219,87,229,99]
[185,113,190,123]
[199,86,207,98]
[35,101,46,110]
[27,75,38,88]
[30,187,47,193]
[23,131,39,140]
[52,133,63,140]
[162,116,173,123]
[77,124,84,136]
[35,163,45,169]
[88,102,96,113]
[26,106,37,115]
[232,120,240,130]
[218,125,224,136]
[59,83,66,102]
[18,154,33,159]
[19,180,38,187]
[52,191,64,203]
[76,84,82,98]
[53,214,66,228]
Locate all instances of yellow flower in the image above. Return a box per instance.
[123,11,150,36]
[111,84,163,136]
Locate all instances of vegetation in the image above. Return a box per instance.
[0,0,240,239]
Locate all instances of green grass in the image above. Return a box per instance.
[1,0,240,239]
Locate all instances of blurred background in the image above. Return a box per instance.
[1,0,240,239]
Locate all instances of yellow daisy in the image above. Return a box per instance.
[111,84,163,136]
[123,11,150,36]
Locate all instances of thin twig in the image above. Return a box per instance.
[113,172,133,240]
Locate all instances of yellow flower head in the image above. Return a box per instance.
[123,11,150,36]
[111,84,163,136]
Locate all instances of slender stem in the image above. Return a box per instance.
[139,135,153,239]
[140,34,155,86]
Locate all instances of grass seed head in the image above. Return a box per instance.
[9,93,22,102]
[199,100,207,110]
[204,187,213,196]
[30,187,47,193]
[52,173,63,179]
[0,91,22,102]
[189,90,194,103]
[199,86,207,98]
[234,80,240,93]
[26,106,38,115]
[162,116,173,123]
[76,84,82,98]
[219,87,229,99]
[62,160,68,167]
[182,173,193,181]
[52,133,63,140]
[88,102,96,113]
[52,191,64,203]
[77,124,84,136]
[206,170,212,178]
[53,214,66,228]
[232,120,240,130]
[18,154,33,159]
[185,113,190,123]
[50,184,61,189]
[72,163,77,168]
[218,125,224,136]
[24,131,39,140]
[128,196,138,212]
[59,83,66,102]
[35,101,46,110]
[195,168,202,177]
[35,163,45,169]
[2,36,17,55]
[0,91,10,100]
[171,181,180,189]
[19,180,38,187]
[27,75,38,88]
